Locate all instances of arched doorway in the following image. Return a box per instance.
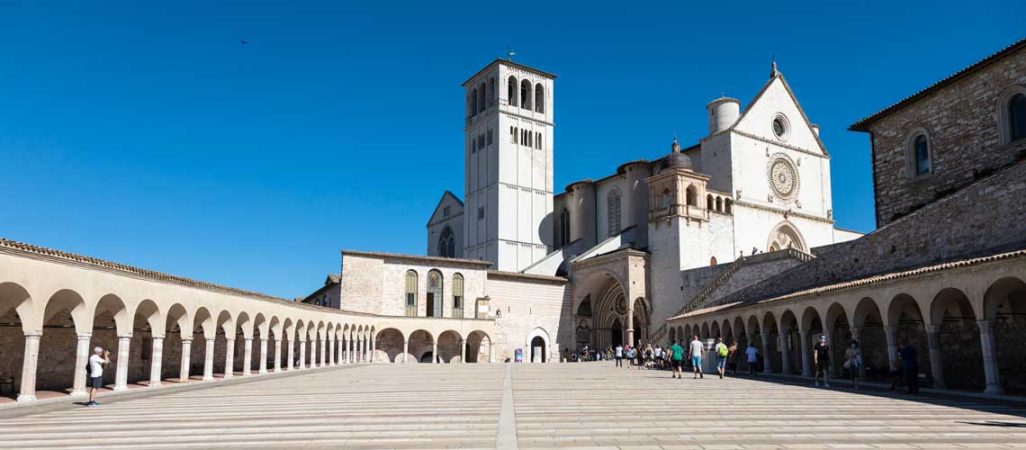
[531,337,546,363]
[985,276,1026,394]
[767,221,807,253]
[609,318,623,348]
[426,270,443,318]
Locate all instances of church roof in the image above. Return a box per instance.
[462,58,558,86]
[850,37,1026,131]
[728,70,831,157]
[426,190,464,227]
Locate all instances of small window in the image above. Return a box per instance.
[478,134,485,149]
[478,207,485,220]
[911,134,931,176]
[535,83,545,113]
[607,189,622,237]
[471,138,476,153]
[520,79,532,110]
[487,129,493,145]
[513,127,518,144]
[443,206,451,217]
[772,114,790,141]
[508,76,518,107]
[536,132,542,149]
[405,270,418,317]
[1010,93,1026,142]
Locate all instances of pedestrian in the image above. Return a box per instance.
[644,344,653,370]
[899,340,919,394]
[655,345,664,370]
[813,335,831,387]
[670,340,684,379]
[714,338,728,379]
[688,335,704,379]
[889,355,903,390]
[627,346,635,368]
[727,341,739,375]
[844,339,862,389]
[745,342,759,376]
[87,346,110,407]
[614,344,623,367]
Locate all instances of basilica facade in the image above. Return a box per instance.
[423,58,861,355]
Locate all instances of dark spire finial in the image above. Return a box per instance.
[671,134,681,153]
[770,54,780,78]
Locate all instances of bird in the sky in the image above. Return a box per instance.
[240,39,248,45]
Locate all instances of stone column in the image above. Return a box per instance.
[114,335,131,391]
[273,338,282,373]
[17,332,41,402]
[287,338,295,369]
[884,326,898,366]
[203,339,215,380]
[320,337,327,366]
[760,332,772,373]
[460,339,467,364]
[308,338,317,368]
[850,327,864,377]
[180,339,192,383]
[72,333,92,397]
[242,338,253,376]
[403,340,409,364]
[369,335,375,363]
[259,338,269,374]
[328,338,335,366]
[779,333,791,375]
[149,336,164,387]
[349,337,355,364]
[798,329,812,377]
[977,319,1003,395]
[298,339,307,369]
[926,325,945,389]
[224,338,235,379]
[432,341,438,364]
[489,340,495,363]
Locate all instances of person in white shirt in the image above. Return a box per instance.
[688,336,704,379]
[87,346,110,407]
[614,344,623,367]
[745,343,759,376]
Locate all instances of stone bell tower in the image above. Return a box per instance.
[461,59,556,271]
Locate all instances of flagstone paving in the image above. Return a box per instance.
[1,362,1024,449]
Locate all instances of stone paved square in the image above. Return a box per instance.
[2,363,1025,449]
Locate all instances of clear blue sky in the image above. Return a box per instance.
[2,1,1022,299]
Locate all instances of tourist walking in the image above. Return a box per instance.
[844,340,862,389]
[615,344,623,367]
[714,338,728,379]
[889,355,903,390]
[813,335,831,387]
[745,342,759,376]
[627,346,635,368]
[87,346,110,407]
[899,340,919,394]
[670,340,684,379]
[688,335,704,379]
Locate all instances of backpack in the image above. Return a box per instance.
[717,344,729,357]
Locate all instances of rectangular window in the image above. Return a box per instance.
[478,134,485,149]
[443,206,451,217]
[487,129,493,145]
[478,207,485,220]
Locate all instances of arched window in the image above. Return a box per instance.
[660,189,672,209]
[716,197,723,212]
[478,82,486,113]
[405,270,418,317]
[558,207,571,247]
[439,227,455,258]
[724,198,732,214]
[470,89,477,117]
[427,270,443,318]
[910,134,931,176]
[1009,93,1026,142]
[685,186,698,207]
[607,188,622,237]
[488,77,496,105]
[452,273,464,319]
[520,79,532,110]
[706,194,714,210]
[508,76,518,107]
[535,83,545,113]
[536,132,542,149]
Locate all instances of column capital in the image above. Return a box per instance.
[23,331,43,338]
[181,338,193,344]
[117,334,133,340]
[244,336,253,342]
[226,337,236,342]
[977,319,993,332]
[76,332,93,339]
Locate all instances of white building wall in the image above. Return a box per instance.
[486,274,570,363]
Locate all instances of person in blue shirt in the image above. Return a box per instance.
[898,340,919,394]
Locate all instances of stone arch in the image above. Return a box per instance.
[887,293,932,383]
[408,329,434,363]
[721,319,733,343]
[527,327,550,363]
[214,311,234,376]
[825,302,852,376]
[762,311,780,373]
[766,220,808,253]
[375,328,405,363]
[851,297,887,381]
[466,330,491,363]
[281,318,294,369]
[930,287,984,391]
[34,289,88,396]
[0,282,35,401]
[437,330,462,363]
[732,316,750,371]
[710,321,721,339]
[252,313,268,372]
[779,309,800,374]
[700,322,710,339]
[800,306,825,375]
[126,299,162,386]
[162,303,189,381]
[983,276,1026,394]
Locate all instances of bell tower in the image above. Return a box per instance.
[462,59,556,271]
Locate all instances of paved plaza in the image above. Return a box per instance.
[1,363,1026,449]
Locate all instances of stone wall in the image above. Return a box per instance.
[486,273,570,363]
[866,46,1026,226]
[716,160,1026,307]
